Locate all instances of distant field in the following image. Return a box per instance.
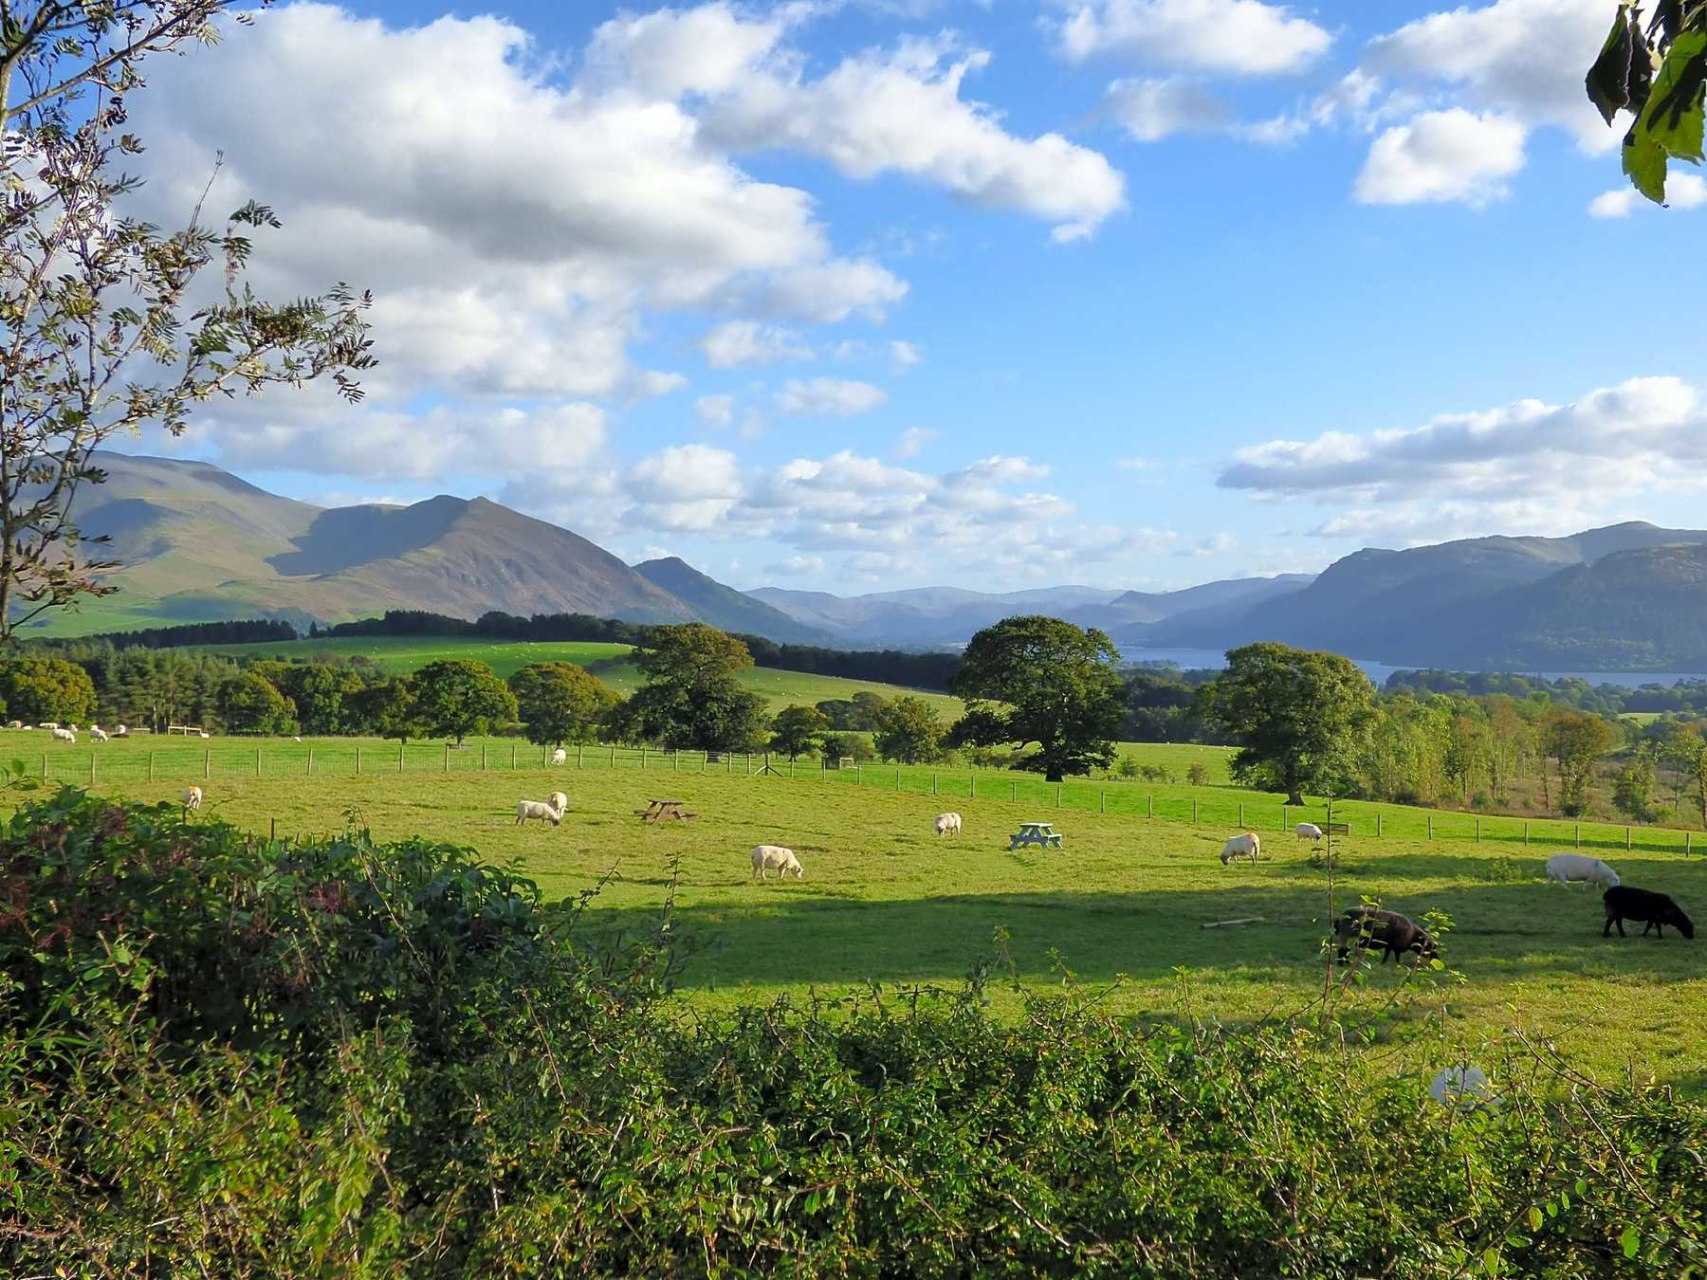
[34,733,1706,1086]
[195,635,967,714]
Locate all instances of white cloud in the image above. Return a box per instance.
[765,553,827,577]
[776,377,889,417]
[625,443,745,531]
[1115,455,1155,471]
[1354,109,1526,206]
[1367,0,1615,152]
[700,320,813,367]
[1589,174,1707,217]
[584,2,786,100]
[754,259,910,324]
[894,426,935,458]
[695,393,736,427]
[1218,376,1707,540]
[889,339,923,370]
[1054,0,1332,76]
[1103,76,1228,141]
[700,34,1126,242]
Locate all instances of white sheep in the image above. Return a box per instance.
[5,720,19,730]
[89,726,109,742]
[1219,832,1261,865]
[51,727,76,743]
[183,786,203,811]
[39,721,58,731]
[548,791,569,814]
[934,811,962,837]
[1295,822,1324,843]
[113,724,127,737]
[515,797,566,826]
[550,747,567,766]
[1428,1065,1493,1110]
[65,724,77,733]
[751,844,804,880]
[198,731,210,739]
[1544,853,1620,889]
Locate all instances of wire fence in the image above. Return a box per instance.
[25,737,1707,857]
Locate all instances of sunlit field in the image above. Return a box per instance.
[33,731,1706,1086]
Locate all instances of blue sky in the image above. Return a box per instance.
[125,0,1707,593]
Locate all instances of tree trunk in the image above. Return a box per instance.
[1045,768,1063,783]
[1287,790,1304,807]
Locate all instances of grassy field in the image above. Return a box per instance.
[27,731,1707,1086]
[194,635,967,715]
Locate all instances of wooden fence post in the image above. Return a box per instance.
[90,754,95,786]
[148,752,154,782]
[204,749,210,780]
[1627,825,1632,851]
[578,744,584,768]
[1147,794,1153,819]
[256,746,262,778]
[1523,821,1529,845]
[444,743,450,772]
[1238,803,1244,828]
[308,748,314,775]
[481,743,487,771]
[931,773,937,795]
[1575,823,1581,849]
[40,752,46,779]
[1192,797,1198,824]
[1055,784,1061,809]
[1427,815,1433,840]
[1100,790,1105,815]
[1378,811,1383,838]
[1689,831,1694,856]
[1475,817,1480,842]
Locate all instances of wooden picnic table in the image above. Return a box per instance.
[1009,821,1062,851]
[635,798,698,823]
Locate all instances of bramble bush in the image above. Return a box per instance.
[2,791,1705,1277]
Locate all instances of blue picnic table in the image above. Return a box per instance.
[1010,821,1063,851]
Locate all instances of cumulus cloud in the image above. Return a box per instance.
[1218,376,1707,540]
[700,320,813,368]
[889,339,923,370]
[1054,0,1332,76]
[894,426,936,458]
[1589,174,1707,217]
[699,32,1127,242]
[1354,109,1526,206]
[776,378,888,417]
[1103,77,1229,141]
[1366,0,1615,152]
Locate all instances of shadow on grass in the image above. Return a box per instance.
[570,881,1703,991]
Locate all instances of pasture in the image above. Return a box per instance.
[36,731,1707,1086]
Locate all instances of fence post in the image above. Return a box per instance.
[444,743,450,772]
[1523,821,1528,845]
[1239,803,1244,828]
[932,773,937,795]
[896,768,900,791]
[204,749,210,780]
[1428,815,1433,840]
[511,743,517,769]
[40,752,46,779]
[1192,797,1198,824]
[1055,784,1061,809]
[1378,811,1383,838]
[1148,794,1153,820]
[1689,831,1694,856]
[479,744,486,771]
[579,744,584,769]
[1627,825,1632,851]
[1575,823,1581,849]
[148,752,154,782]
[1475,817,1480,842]
[308,747,314,775]
[1281,803,1286,831]
[90,754,96,786]
[610,745,616,768]
[1100,790,1105,815]
[970,776,975,800]
[256,746,262,778]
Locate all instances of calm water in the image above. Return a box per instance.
[1120,647,1707,689]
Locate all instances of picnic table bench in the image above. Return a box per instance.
[635,798,698,823]
[1009,821,1063,851]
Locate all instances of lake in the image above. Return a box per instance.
[1119,647,1707,689]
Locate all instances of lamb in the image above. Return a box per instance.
[1333,906,1438,965]
[751,844,804,880]
[89,726,109,742]
[183,786,203,811]
[548,791,568,813]
[1219,832,1261,865]
[550,747,567,766]
[515,797,566,826]
[1428,1065,1492,1110]
[1295,822,1324,843]
[51,727,75,743]
[1544,853,1619,889]
[1603,886,1694,940]
[198,731,210,739]
[934,812,962,837]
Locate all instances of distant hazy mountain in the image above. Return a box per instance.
[749,584,1128,648]
[1140,522,1707,670]
[632,557,834,645]
[1067,575,1314,634]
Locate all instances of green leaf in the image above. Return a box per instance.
[1528,1206,1544,1232]
[1621,1224,1641,1259]
[1625,30,1707,201]
[1586,5,1652,126]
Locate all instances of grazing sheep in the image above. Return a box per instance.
[51,727,75,743]
[89,726,108,742]
[548,791,569,814]
[199,731,210,739]
[1295,822,1324,843]
[183,786,203,811]
[1429,1065,1492,1110]
[113,725,127,737]
[551,747,567,766]
[934,811,963,837]
[5,720,19,730]
[515,797,566,827]
[1544,853,1619,889]
[1603,886,1694,940]
[39,722,57,731]
[751,844,804,880]
[1219,832,1261,865]
[1334,907,1438,965]
[65,724,77,733]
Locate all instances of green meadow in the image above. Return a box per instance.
[30,730,1706,1086]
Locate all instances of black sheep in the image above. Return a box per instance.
[1602,886,1695,940]
[1333,907,1438,964]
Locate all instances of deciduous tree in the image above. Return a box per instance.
[873,695,945,765]
[770,704,830,762]
[408,660,515,746]
[948,616,1124,782]
[508,662,617,748]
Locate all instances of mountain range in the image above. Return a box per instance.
[40,453,1707,673]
